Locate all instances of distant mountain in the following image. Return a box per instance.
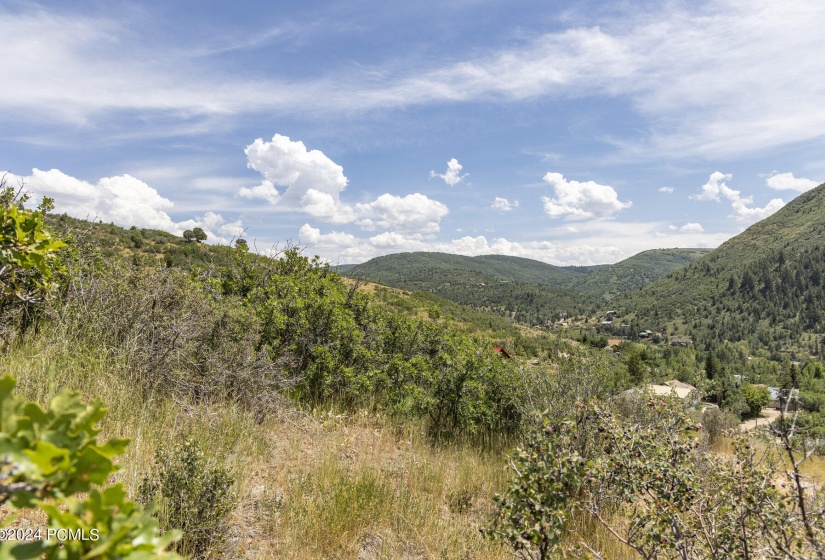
[574,248,713,300]
[343,252,595,325]
[342,249,710,326]
[620,183,825,357]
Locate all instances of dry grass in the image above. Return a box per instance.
[2,336,514,559]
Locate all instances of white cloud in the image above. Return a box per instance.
[237,180,281,205]
[239,134,348,206]
[429,158,467,186]
[8,168,238,243]
[659,187,675,194]
[296,213,734,266]
[692,172,786,226]
[492,197,518,211]
[300,189,357,223]
[729,197,786,225]
[240,134,448,232]
[298,224,360,247]
[691,172,737,202]
[375,1,825,159]
[356,193,448,234]
[299,225,626,265]
[541,172,631,220]
[766,172,820,192]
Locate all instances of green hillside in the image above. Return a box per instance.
[344,252,590,286]
[344,252,597,325]
[8,190,825,559]
[573,248,713,300]
[620,182,825,357]
[343,249,710,325]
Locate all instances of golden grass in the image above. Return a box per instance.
[2,336,514,559]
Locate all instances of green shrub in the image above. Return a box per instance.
[740,382,772,419]
[700,406,740,444]
[139,440,235,559]
[0,180,65,346]
[482,413,591,559]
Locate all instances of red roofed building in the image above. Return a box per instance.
[493,347,513,360]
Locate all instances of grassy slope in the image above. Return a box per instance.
[344,253,597,325]
[2,335,515,559]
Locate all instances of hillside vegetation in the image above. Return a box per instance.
[6,184,825,559]
[621,182,825,356]
[343,249,709,326]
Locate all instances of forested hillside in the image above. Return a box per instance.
[343,248,710,325]
[574,248,712,300]
[621,182,825,356]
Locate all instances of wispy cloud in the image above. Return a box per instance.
[4,1,824,160]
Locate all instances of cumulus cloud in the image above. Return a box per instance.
[690,172,738,202]
[766,172,820,192]
[8,168,238,243]
[692,172,785,226]
[680,222,704,233]
[541,172,631,220]
[729,198,786,225]
[492,197,518,211]
[429,158,467,186]
[240,134,356,222]
[239,133,449,232]
[659,187,675,194]
[355,193,448,234]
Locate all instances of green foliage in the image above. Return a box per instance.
[740,382,771,418]
[493,397,825,558]
[482,413,591,559]
[139,440,235,559]
[699,407,740,444]
[343,249,708,327]
[213,246,526,438]
[182,230,194,243]
[192,227,207,243]
[234,238,248,251]
[0,374,181,559]
[622,182,825,356]
[1,181,65,345]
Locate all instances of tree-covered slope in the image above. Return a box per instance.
[344,252,597,325]
[344,252,591,287]
[620,183,825,356]
[572,248,713,300]
[343,249,710,324]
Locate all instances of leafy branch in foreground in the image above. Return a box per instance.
[1,176,65,346]
[0,374,181,559]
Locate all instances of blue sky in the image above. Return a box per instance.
[2,0,824,264]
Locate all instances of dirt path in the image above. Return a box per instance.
[738,408,781,432]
